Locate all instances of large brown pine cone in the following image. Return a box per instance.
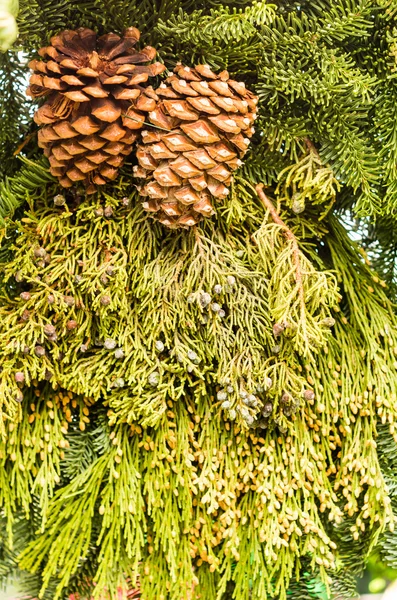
[27,27,165,193]
[133,63,258,228]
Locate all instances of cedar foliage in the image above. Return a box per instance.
[1,1,397,599]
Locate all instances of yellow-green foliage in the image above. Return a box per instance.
[0,161,396,599]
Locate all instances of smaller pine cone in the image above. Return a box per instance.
[27,27,165,193]
[134,63,258,228]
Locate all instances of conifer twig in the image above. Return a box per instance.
[303,137,320,159]
[193,225,205,256]
[255,183,305,317]
[13,131,37,156]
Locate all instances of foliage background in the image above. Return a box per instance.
[2,1,397,599]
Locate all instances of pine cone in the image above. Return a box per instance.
[133,63,258,228]
[27,27,165,193]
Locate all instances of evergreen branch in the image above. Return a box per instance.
[372,83,397,212]
[330,570,360,599]
[155,2,276,47]
[2,2,397,599]
[307,0,375,43]
[256,183,305,317]
[275,142,339,218]
[0,51,31,177]
[0,155,55,223]
[255,182,338,358]
[315,107,381,214]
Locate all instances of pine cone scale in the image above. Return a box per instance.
[179,120,220,144]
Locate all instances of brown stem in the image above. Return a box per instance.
[121,113,170,132]
[303,137,320,159]
[13,131,37,156]
[255,183,305,315]
[193,225,205,256]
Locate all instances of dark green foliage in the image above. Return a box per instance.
[0,52,32,178]
[7,0,397,216]
[0,155,54,223]
[61,408,111,481]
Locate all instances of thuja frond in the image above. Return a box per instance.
[254,183,338,358]
[0,174,340,436]
[0,168,395,599]
[19,425,145,599]
[276,141,340,218]
[0,384,93,522]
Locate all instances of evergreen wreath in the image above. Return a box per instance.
[1,1,397,599]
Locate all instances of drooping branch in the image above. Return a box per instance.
[255,183,306,323]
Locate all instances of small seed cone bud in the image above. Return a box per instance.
[44,323,56,336]
[64,295,75,307]
[273,322,285,337]
[15,390,24,403]
[15,372,25,383]
[262,401,273,415]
